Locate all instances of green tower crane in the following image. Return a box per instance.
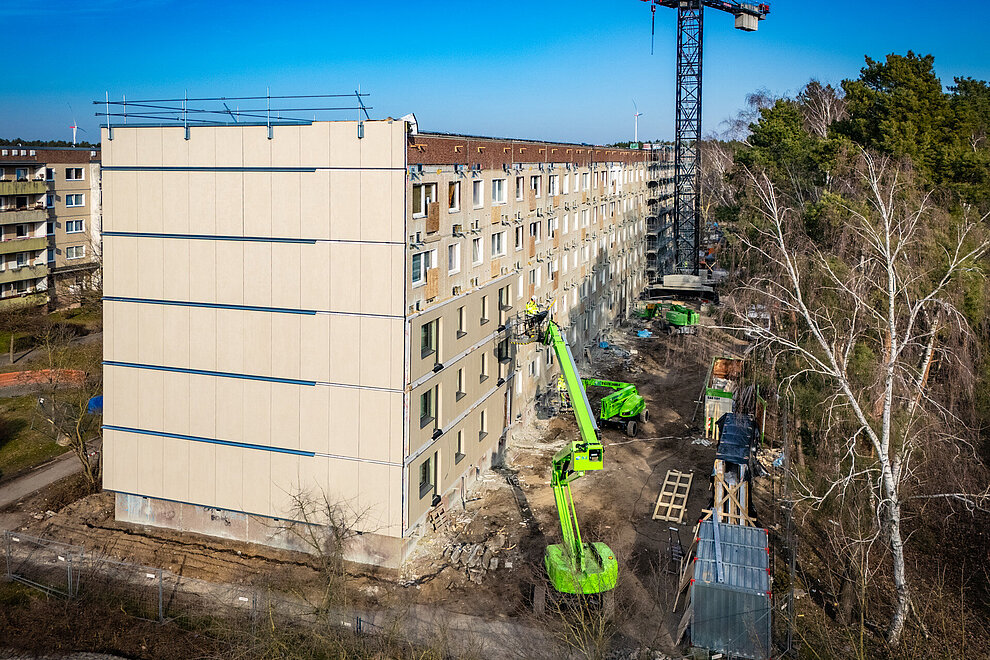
[521,310,619,597]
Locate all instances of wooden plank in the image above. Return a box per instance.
[652,470,694,524]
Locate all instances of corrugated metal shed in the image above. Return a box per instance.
[716,413,753,465]
[691,521,771,659]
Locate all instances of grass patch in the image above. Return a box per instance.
[0,394,67,481]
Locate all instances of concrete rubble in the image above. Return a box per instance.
[442,532,508,583]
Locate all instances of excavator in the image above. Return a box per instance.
[516,306,619,602]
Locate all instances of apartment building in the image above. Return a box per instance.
[101,118,650,566]
[0,146,102,305]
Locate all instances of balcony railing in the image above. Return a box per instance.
[0,180,47,196]
[0,236,47,256]
[0,207,46,225]
[0,263,48,285]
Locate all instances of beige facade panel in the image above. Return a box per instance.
[104,363,402,462]
[103,235,404,318]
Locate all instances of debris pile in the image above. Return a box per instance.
[441,533,511,584]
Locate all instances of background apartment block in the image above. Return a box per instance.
[101,119,649,565]
[0,147,101,305]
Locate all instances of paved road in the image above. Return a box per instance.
[0,450,85,511]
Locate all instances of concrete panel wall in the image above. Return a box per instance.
[102,120,407,546]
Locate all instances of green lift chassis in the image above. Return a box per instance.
[533,316,619,596]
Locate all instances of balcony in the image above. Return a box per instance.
[0,207,46,225]
[0,236,47,256]
[0,263,48,285]
[0,180,47,196]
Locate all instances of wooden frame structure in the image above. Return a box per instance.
[652,470,694,524]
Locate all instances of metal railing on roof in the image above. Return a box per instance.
[94,89,373,139]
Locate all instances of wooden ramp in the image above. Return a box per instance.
[652,470,693,524]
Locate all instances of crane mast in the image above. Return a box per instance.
[643,0,769,276]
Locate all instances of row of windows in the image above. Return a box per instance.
[0,244,86,269]
[413,169,643,217]
[417,409,491,499]
[0,167,85,182]
[412,219,645,286]
[419,287,512,360]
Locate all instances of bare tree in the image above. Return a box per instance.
[798,79,847,140]
[35,322,102,490]
[729,151,989,644]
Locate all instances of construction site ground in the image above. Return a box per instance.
[11,315,743,656]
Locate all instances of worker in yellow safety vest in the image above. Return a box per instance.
[525,297,539,316]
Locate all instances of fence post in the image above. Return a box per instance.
[157,569,164,623]
[66,554,73,597]
[4,531,10,580]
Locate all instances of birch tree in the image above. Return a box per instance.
[730,150,989,644]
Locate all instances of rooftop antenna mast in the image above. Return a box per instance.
[641,0,769,276]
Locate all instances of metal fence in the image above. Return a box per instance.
[1,529,329,629]
[3,531,84,597]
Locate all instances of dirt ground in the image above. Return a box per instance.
[14,314,739,655]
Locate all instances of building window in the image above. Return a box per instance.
[15,168,28,181]
[66,245,85,260]
[419,457,434,498]
[16,252,28,267]
[480,351,489,382]
[548,216,558,238]
[562,174,570,195]
[479,409,488,440]
[411,249,434,286]
[45,168,55,181]
[492,178,506,205]
[562,214,569,235]
[65,194,84,207]
[412,183,437,217]
[472,180,484,209]
[448,181,461,212]
[45,194,54,209]
[530,175,542,198]
[491,231,506,258]
[46,248,55,263]
[420,387,436,428]
[420,319,438,359]
[456,368,466,400]
[529,360,537,378]
[455,430,465,462]
[66,219,84,234]
[457,305,466,338]
[15,224,28,238]
[582,172,590,191]
[514,225,524,251]
[548,174,559,196]
[480,295,489,325]
[448,243,460,275]
[497,338,511,364]
[65,168,84,181]
[529,221,541,243]
[515,176,525,201]
[472,237,483,265]
[516,274,523,300]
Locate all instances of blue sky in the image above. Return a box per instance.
[2,0,989,145]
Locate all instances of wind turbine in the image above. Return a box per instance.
[68,104,86,146]
[633,100,644,143]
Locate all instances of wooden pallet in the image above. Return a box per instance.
[427,502,449,532]
[652,470,694,524]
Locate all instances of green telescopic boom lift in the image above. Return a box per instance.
[532,316,618,595]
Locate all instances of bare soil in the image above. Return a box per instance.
[15,315,736,654]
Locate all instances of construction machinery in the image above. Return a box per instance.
[634,301,701,334]
[659,303,700,334]
[641,0,770,278]
[582,378,649,437]
[517,309,618,597]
